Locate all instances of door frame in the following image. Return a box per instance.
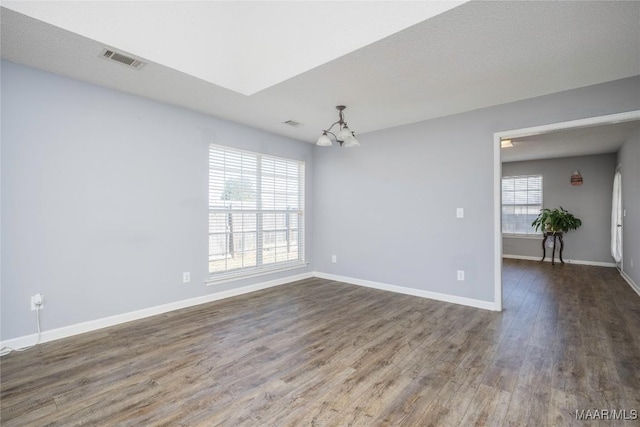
[492,110,640,311]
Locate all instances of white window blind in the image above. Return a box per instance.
[502,175,543,235]
[208,144,305,281]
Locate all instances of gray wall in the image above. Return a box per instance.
[2,60,639,341]
[313,76,640,303]
[1,60,314,340]
[502,154,617,263]
[618,127,640,286]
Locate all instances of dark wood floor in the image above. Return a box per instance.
[1,260,639,426]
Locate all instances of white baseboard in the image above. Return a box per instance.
[620,271,640,298]
[1,270,505,351]
[502,254,616,268]
[313,271,498,311]
[1,272,313,352]
[5,262,631,354]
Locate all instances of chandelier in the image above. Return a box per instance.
[316,106,360,148]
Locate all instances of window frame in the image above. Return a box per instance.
[207,143,306,284]
[501,174,543,237]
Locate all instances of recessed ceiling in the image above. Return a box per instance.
[2,1,466,96]
[1,1,639,147]
[501,120,640,163]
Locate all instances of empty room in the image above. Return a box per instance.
[1,1,639,426]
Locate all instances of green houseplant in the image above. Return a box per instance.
[531,206,582,234]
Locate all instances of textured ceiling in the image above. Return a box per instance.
[502,120,640,163]
[1,1,639,150]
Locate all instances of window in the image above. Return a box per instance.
[501,174,542,235]
[208,144,305,281]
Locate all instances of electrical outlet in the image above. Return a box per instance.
[456,208,464,218]
[183,272,191,283]
[457,270,465,281]
[332,255,337,263]
[31,293,44,311]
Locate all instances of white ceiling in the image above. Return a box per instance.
[501,120,640,163]
[1,1,465,96]
[1,1,639,150]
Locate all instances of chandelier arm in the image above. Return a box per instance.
[323,130,338,140]
[324,120,343,133]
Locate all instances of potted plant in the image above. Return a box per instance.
[531,206,582,234]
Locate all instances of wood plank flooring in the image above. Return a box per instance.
[1,259,639,426]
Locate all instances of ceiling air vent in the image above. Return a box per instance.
[283,120,303,128]
[100,48,146,70]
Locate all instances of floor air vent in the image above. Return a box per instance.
[100,48,146,70]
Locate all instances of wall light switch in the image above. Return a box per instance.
[332,255,337,263]
[457,270,465,281]
[456,208,464,218]
[183,272,191,283]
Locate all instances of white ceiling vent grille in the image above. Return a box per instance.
[100,48,146,70]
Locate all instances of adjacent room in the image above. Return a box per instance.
[1,1,639,425]
[501,121,640,268]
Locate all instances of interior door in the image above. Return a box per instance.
[611,169,622,267]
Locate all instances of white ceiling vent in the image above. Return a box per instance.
[100,48,146,70]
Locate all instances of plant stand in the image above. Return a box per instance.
[541,232,564,265]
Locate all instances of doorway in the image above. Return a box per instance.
[492,110,640,311]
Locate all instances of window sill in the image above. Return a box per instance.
[205,262,309,286]
[502,234,542,240]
